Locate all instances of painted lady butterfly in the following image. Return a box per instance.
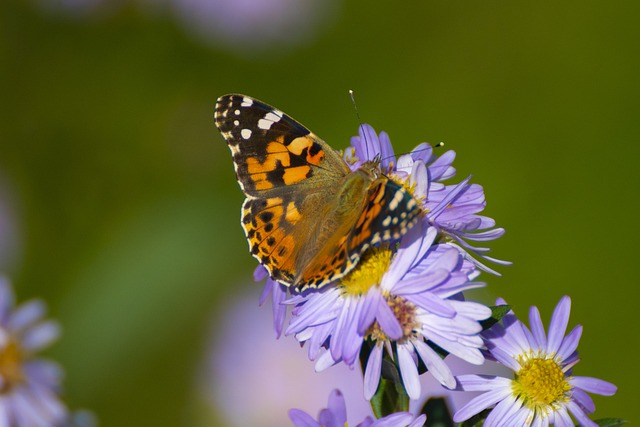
[214,94,421,292]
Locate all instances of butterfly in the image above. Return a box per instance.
[214,94,422,292]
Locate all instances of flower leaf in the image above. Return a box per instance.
[360,340,410,418]
[480,305,511,331]
[366,345,410,419]
[369,375,410,419]
[359,339,375,373]
[419,397,453,426]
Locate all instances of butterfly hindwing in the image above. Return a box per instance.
[241,194,305,286]
[349,178,421,251]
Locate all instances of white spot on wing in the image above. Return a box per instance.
[241,97,253,107]
[266,111,283,121]
[388,190,405,211]
[257,111,283,130]
[235,109,240,116]
[257,119,273,130]
[233,120,240,126]
[241,129,252,139]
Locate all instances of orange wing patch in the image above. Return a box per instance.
[246,142,289,174]
[242,196,300,282]
[242,197,284,252]
[298,241,354,289]
[288,136,325,166]
[243,136,323,189]
[282,166,312,185]
[285,201,302,224]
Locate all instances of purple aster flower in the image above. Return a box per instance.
[0,276,68,426]
[421,177,509,276]
[345,124,397,171]
[453,296,617,426]
[289,389,426,427]
[286,221,491,400]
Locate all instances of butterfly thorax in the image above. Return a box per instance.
[293,161,386,287]
[358,158,383,178]
[335,161,380,212]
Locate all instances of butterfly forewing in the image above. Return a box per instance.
[215,94,348,197]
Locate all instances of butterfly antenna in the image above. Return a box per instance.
[349,89,371,161]
[384,141,446,165]
[349,89,363,124]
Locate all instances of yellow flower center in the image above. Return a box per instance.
[0,336,25,393]
[367,321,388,342]
[366,296,418,344]
[340,246,392,296]
[339,246,419,344]
[512,355,571,411]
[387,295,418,341]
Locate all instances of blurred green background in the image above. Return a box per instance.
[1,0,638,425]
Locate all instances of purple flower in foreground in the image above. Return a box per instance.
[454,296,617,426]
[289,389,426,427]
[0,276,67,426]
[287,222,490,400]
